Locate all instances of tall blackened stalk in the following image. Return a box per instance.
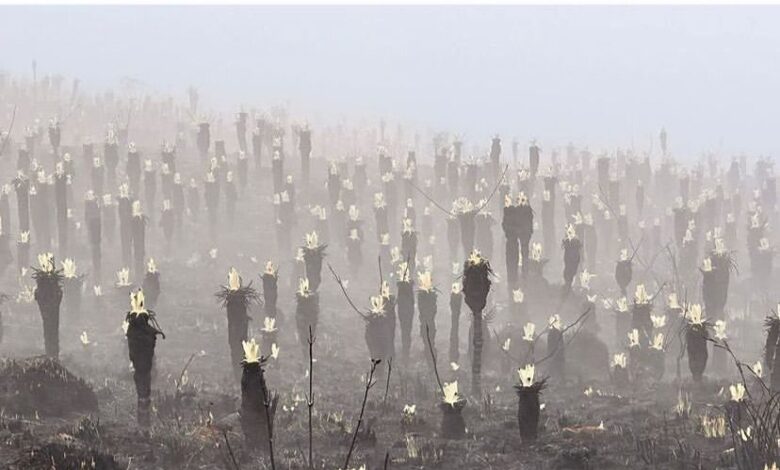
[705,244,733,321]
[685,304,709,383]
[417,272,437,370]
[449,283,463,363]
[142,259,160,310]
[456,200,477,258]
[217,268,259,382]
[546,316,565,380]
[365,286,396,364]
[765,311,780,392]
[13,173,30,234]
[401,220,417,274]
[117,185,132,267]
[462,250,492,394]
[16,231,29,276]
[224,172,237,227]
[240,339,278,462]
[252,119,265,170]
[104,130,119,189]
[131,201,147,279]
[32,253,63,357]
[0,185,11,241]
[631,284,653,340]
[302,232,326,292]
[515,364,545,442]
[85,192,102,282]
[262,262,279,319]
[615,249,632,298]
[396,263,415,363]
[561,224,582,293]
[204,171,219,242]
[127,144,141,196]
[299,125,312,186]
[236,112,248,154]
[197,122,210,161]
[54,169,68,254]
[126,289,165,427]
[502,193,533,288]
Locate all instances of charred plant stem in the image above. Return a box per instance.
[425,325,445,397]
[383,357,393,411]
[222,429,240,470]
[327,263,368,320]
[344,359,380,470]
[307,326,315,469]
[264,394,276,470]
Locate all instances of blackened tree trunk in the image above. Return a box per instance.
[449,290,462,363]
[240,361,277,451]
[299,128,312,186]
[14,177,30,234]
[516,385,543,442]
[54,174,68,254]
[463,256,492,394]
[365,296,396,363]
[144,169,156,218]
[131,215,146,279]
[126,312,160,427]
[397,281,415,363]
[142,271,160,310]
[686,324,708,382]
[615,259,632,297]
[262,273,278,319]
[458,211,476,258]
[476,214,494,260]
[440,401,466,439]
[205,180,218,242]
[252,122,265,170]
[16,239,29,276]
[236,112,248,154]
[118,197,132,267]
[105,140,118,189]
[562,238,582,292]
[227,296,251,381]
[546,328,565,380]
[85,199,102,282]
[303,247,326,292]
[418,289,437,369]
[127,150,141,196]
[34,273,63,358]
[0,187,11,240]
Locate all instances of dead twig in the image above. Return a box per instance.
[327,263,368,320]
[344,359,381,470]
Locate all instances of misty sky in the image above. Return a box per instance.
[1,6,780,159]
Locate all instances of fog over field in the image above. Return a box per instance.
[2,6,780,158]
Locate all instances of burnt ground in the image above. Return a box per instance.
[0,250,758,470]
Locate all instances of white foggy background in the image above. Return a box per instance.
[1,5,779,159]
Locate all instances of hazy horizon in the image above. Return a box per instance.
[2,5,780,160]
